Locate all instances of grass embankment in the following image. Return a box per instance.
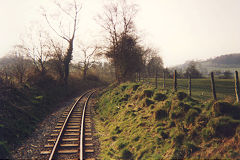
[95,82,240,159]
[0,77,104,159]
[148,78,235,101]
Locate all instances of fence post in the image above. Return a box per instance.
[163,70,166,89]
[210,72,217,100]
[155,70,158,88]
[173,70,177,92]
[188,75,191,96]
[235,71,240,103]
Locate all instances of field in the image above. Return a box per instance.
[147,78,236,101]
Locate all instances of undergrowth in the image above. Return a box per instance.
[95,82,240,159]
[0,77,104,159]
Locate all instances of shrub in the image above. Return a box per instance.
[178,102,191,112]
[172,132,184,146]
[177,92,187,100]
[170,107,184,120]
[160,130,169,139]
[121,149,133,160]
[144,98,154,107]
[185,143,200,157]
[185,109,199,125]
[212,102,240,119]
[86,74,100,81]
[154,93,167,101]
[155,109,168,121]
[143,89,154,98]
[207,116,240,138]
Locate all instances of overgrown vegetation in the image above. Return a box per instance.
[95,82,240,159]
[0,76,104,159]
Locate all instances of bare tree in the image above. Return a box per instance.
[24,31,50,75]
[47,39,65,82]
[78,45,99,80]
[97,0,137,82]
[0,47,30,84]
[43,0,81,85]
[11,45,31,84]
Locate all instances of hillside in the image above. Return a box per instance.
[175,53,240,74]
[94,82,240,159]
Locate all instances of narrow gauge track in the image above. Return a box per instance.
[41,90,96,160]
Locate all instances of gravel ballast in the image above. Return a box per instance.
[10,94,82,159]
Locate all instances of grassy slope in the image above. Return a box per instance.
[95,82,240,159]
[0,78,104,158]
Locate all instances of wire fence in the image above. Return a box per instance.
[138,70,239,102]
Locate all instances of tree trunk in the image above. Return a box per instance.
[64,39,73,86]
[83,66,87,80]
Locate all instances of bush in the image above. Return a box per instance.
[207,116,240,138]
[212,102,240,119]
[185,109,199,125]
[177,92,188,100]
[155,109,168,120]
[178,102,191,112]
[144,98,154,107]
[143,89,154,98]
[160,130,169,139]
[185,143,199,157]
[121,149,133,160]
[172,132,184,146]
[86,74,100,81]
[154,93,167,101]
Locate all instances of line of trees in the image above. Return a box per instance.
[0,0,167,85]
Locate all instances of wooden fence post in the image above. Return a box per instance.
[163,70,166,89]
[173,70,177,92]
[235,71,240,103]
[188,75,191,96]
[155,70,158,88]
[210,72,217,100]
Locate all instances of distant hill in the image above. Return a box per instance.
[174,53,240,75]
[209,53,240,65]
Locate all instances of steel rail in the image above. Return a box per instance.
[79,90,95,160]
[48,90,92,160]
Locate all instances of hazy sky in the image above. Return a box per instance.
[0,0,240,67]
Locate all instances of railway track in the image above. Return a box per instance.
[40,90,96,160]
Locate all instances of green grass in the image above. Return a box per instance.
[146,78,235,101]
[95,82,240,159]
